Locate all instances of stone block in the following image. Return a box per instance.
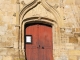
[5,37,14,47]
[7,48,15,55]
[54,57,60,60]
[0,48,7,55]
[54,46,60,50]
[8,24,12,30]
[69,50,80,55]
[65,46,74,49]
[74,33,80,37]
[60,54,68,60]
[78,57,80,60]
[12,30,17,36]
[5,30,13,36]
[0,56,2,60]
[1,36,7,42]
[65,0,75,5]
[78,37,80,45]
[13,42,18,48]
[0,36,2,42]
[0,25,7,35]
[69,56,77,60]
[69,37,78,43]
[65,43,74,49]
[13,57,19,60]
[7,48,19,56]
[72,28,75,32]
[0,19,4,26]
[3,56,12,60]
[14,49,19,56]
[5,42,13,48]
[0,42,6,48]
[75,28,80,32]
[75,0,80,5]
[0,31,5,35]
[11,0,16,4]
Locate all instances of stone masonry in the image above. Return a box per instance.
[0,0,80,60]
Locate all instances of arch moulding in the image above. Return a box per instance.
[19,0,61,59]
[20,0,61,26]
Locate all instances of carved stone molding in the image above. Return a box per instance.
[21,1,26,6]
[20,17,57,59]
[19,0,62,27]
[53,4,59,9]
[20,0,38,20]
[19,0,61,59]
[41,0,61,27]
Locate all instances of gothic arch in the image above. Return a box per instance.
[20,17,58,59]
[20,0,62,27]
[19,0,61,59]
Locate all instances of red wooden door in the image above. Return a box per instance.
[25,24,53,60]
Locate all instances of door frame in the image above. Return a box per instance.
[19,17,60,59]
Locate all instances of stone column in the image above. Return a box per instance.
[16,0,20,59]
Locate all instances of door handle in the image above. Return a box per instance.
[42,47,44,49]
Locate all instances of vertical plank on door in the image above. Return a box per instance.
[38,24,53,60]
[38,24,45,60]
[45,25,53,60]
[26,24,39,60]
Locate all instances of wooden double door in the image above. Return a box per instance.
[25,23,53,60]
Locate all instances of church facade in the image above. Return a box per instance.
[0,0,80,60]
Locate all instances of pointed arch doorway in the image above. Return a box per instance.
[24,22,53,60]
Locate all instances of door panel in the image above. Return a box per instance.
[25,24,53,60]
[26,25,39,60]
[38,25,53,60]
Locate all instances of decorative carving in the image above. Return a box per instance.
[45,1,59,9]
[21,1,26,6]
[41,0,61,27]
[20,0,38,18]
[53,4,59,9]
[19,0,60,58]
[20,0,61,26]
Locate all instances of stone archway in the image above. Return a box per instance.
[20,0,62,27]
[18,0,61,59]
[20,17,58,59]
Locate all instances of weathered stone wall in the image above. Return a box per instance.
[0,0,19,60]
[0,0,80,60]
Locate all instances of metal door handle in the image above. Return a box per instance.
[42,47,44,49]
